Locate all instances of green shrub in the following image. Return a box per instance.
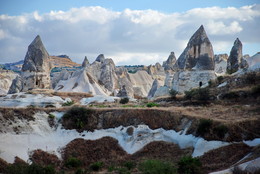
[146,102,159,107]
[251,85,260,97]
[208,80,213,87]
[65,157,82,168]
[222,91,240,100]
[63,107,91,129]
[197,119,213,136]
[123,161,135,170]
[7,163,56,174]
[184,88,210,101]
[139,159,176,174]
[120,98,129,104]
[217,76,224,84]
[213,125,228,138]
[169,89,178,99]
[62,100,74,106]
[48,114,55,119]
[115,167,130,174]
[89,161,103,171]
[178,156,202,174]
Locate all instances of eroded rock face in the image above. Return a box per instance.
[21,35,51,91]
[172,70,216,93]
[8,75,22,94]
[163,52,177,71]
[100,59,118,92]
[227,38,243,73]
[175,25,214,70]
[214,54,228,75]
[147,79,160,99]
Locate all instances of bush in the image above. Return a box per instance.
[63,107,91,129]
[123,161,135,170]
[75,168,86,174]
[120,98,129,104]
[146,102,159,107]
[89,161,103,171]
[184,88,210,101]
[178,156,202,174]
[65,157,82,168]
[197,119,213,136]
[48,114,55,119]
[217,76,224,84]
[169,89,178,99]
[222,91,240,100]
[213,125,228,138]
[251,85,260,97]
[62,100,74,106]
[7,163,56,174]
[245,72,257,85]
[139,159,176,174]
[208,80,213,87]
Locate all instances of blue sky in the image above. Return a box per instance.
[1,0,259,15]
[0,0,259,65]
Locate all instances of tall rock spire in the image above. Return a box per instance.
[175,25,215,70]
[22,35,51,72]
[82,56,90,68]
[227,38,243,73]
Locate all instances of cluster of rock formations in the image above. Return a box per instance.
[6,25,257,99]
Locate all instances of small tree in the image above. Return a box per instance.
[169,89,178,99]
[178,156,202,174]
[120,97,129,104]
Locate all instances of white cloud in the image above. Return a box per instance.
[0,5,259,64]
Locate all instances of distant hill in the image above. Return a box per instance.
[1,55,80,72]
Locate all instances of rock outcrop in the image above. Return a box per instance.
[227,38,243,73]
[0,70,17,95]
[82,56,90,68]
[163,52,177,71]
[214,54,228,75]
[175,25,215,71]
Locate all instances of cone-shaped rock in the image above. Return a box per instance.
[22,35,51,72]
[227,38,243,73]
[147,79,160,98]
[175,25,214,70]
[21,35,51,91]
[163,52,177,71]
[82,56,90,68]
[95,54,105,63]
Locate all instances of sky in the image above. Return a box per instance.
[0,0,259,65]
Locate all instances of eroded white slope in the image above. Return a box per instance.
[0,111,259,164]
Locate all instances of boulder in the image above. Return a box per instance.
[227,38,243,73]
[175,25,215,70]
[117,85,129,98]
[153,86,170,98]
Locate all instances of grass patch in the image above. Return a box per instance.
[62,100,74,106]
[146,102,160,108]
[139,159,176,174]
[48,114,55,119]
